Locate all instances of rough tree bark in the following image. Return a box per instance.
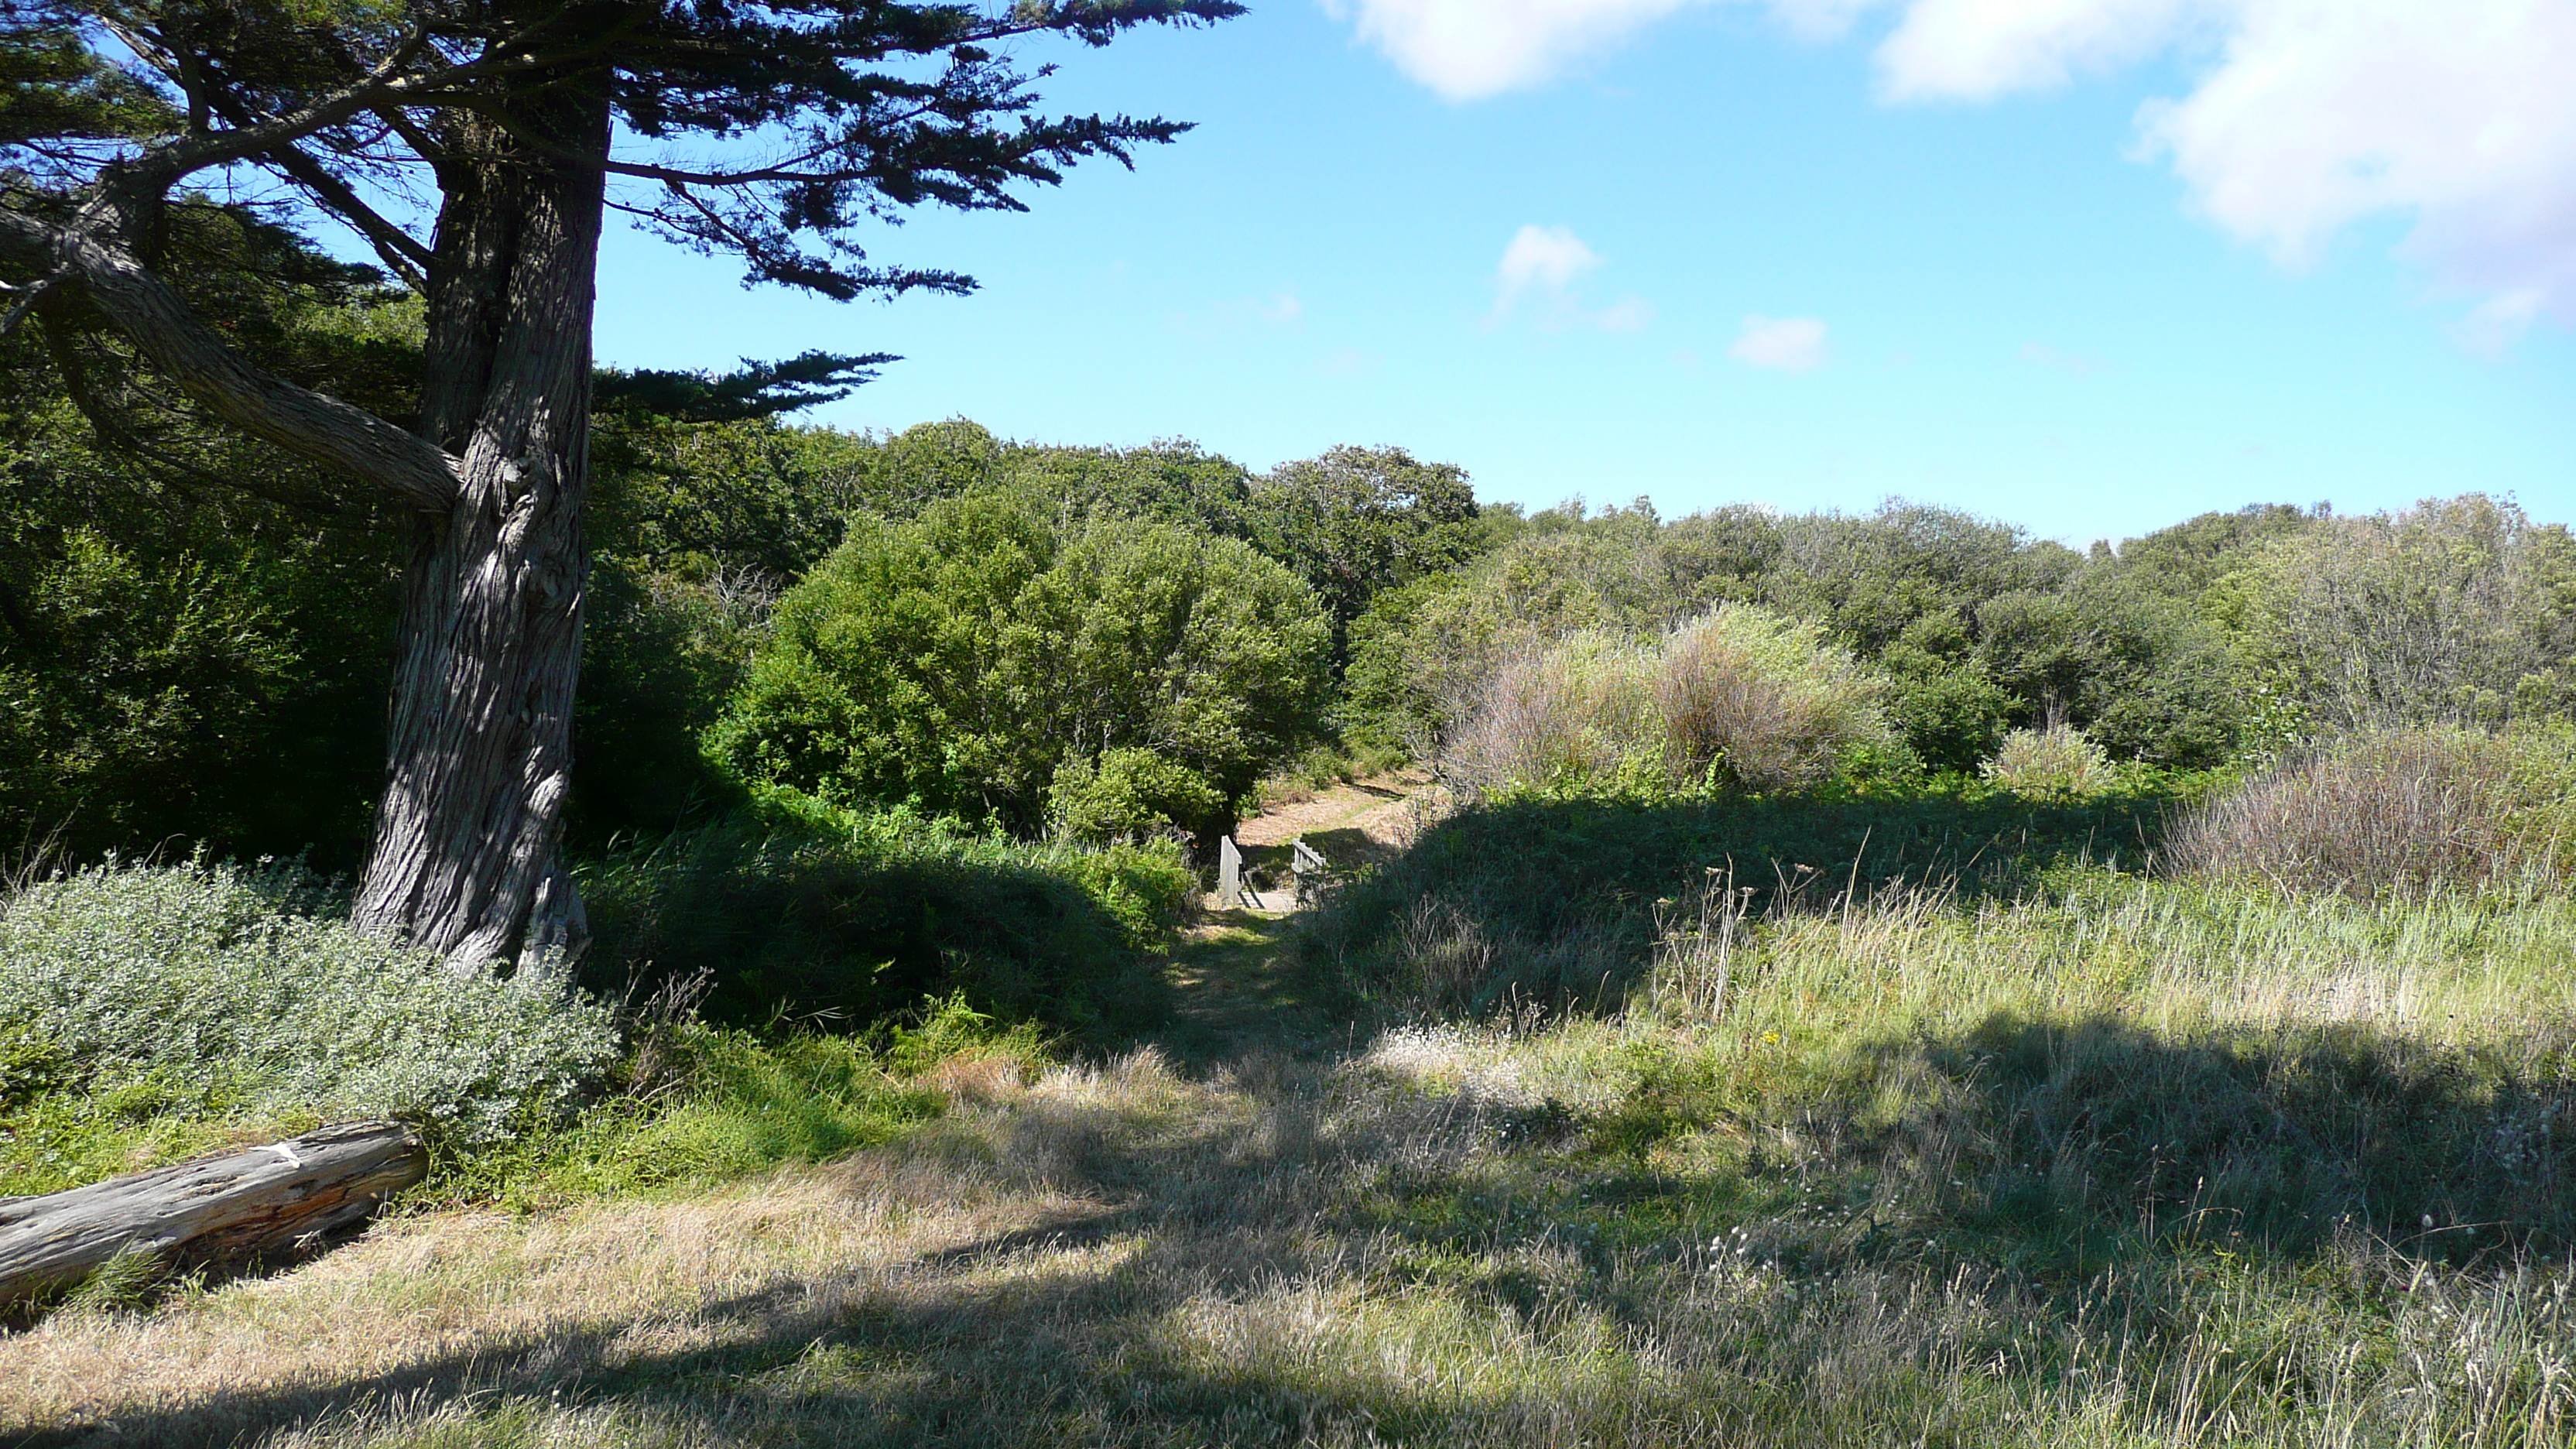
[348,98,610,970]
[0,84,607,971]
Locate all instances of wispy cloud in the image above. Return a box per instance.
[1729,314,1828,372]
[1495,224,1601,311]
[1173,290,1306,339]
[2021,341,2104,377]
[1490,224,1654,332]
[1331,0,2576,344]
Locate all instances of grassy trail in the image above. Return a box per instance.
[15,844,2576,1445]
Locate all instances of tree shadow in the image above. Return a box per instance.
[579,821,1177,1043]
[22,1004,2576,1447]
[1812,1011,2576,1276]
[1300,791,2177,1014]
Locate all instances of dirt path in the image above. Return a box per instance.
[1214,772,1438,916]
[0,783,1430,1447]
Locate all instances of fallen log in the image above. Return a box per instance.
[0,1120,426,1308]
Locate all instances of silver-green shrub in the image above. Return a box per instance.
[0,860,618,1140]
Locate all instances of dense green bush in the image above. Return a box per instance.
[1046,746,1227,844]
[2228,495,2576,730]
[0,861,618,1141]
[711,493,1331,834]
[0,213,414,862]
[581,799,1194,1040]
[1341,498,2266,772]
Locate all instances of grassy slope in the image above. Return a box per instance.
[11,853,2576,1447]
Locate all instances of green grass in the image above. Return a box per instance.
[19,792,2576,1447]
[1303,785,2198,1014]
[0,995,1041,1218]
[578,803,1195,1042]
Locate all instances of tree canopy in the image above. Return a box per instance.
[0,0,1241,966]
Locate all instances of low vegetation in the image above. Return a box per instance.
[2174,724,2576,898]
[13,332,2576,1443]
[15,854,2576,1446]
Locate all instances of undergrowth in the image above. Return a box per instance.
[580,796,1194,1040]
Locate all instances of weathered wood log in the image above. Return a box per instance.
[0,1121,426,1307]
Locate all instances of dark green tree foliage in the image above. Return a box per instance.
[1246,445,1480,664]
[591,351,896,426]
[0,207,415,858]
[2112,503,2317,601]
[1345,499,2275,771]
[711,492,1330,838]
[2,0,1244,965]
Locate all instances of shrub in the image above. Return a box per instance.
[1444,605,1894,801]
[1046,747,1225,844]
[1980,724,2118,800]
[581,800,1192,1040]
[1445,634,1663,801]
[0,860,619,1141]
[2232,495,2576,730]
[1656,606,1894,792]
[710,495,1331,834]
[2172,725,2576,897]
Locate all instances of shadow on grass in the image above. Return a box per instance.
[1711,1012,2576,1278]
[39,1005,2576,1447]
[578,820,1180,1045]
[1301,790,2178,1014]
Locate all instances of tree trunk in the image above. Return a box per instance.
[0,1122,426,1310]
[350,93,609,971]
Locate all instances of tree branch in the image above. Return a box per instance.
[0,204,461,510]
[231,125,433,291]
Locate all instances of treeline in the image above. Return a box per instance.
[9,217,2574,872]
[1349,492,2576,785]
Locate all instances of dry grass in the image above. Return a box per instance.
[16,875,2576,1447]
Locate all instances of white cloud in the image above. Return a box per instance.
[1324,0,1702,100]
[1491,224,1653,331]
[2451,289,2547,359]
[1729,314,1828,371]
[1495,224,1603,308]
[1174,290,1305,339]
[1875,0,2576,334]
[1872,0,2209,101]
[1332,0,2576,341]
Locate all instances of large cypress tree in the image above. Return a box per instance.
[0,0,1238,967]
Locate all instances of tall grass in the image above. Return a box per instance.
[1307,788,2175,1015]
[26,875,2576,1447]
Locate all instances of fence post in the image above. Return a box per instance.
[1219,836,1266,909]
[1291,838,1327,907]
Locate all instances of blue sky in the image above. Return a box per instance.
[587,2,2576,546]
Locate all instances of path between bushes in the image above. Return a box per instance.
[0,787,1426,1444]
[1211,771,1436,916]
